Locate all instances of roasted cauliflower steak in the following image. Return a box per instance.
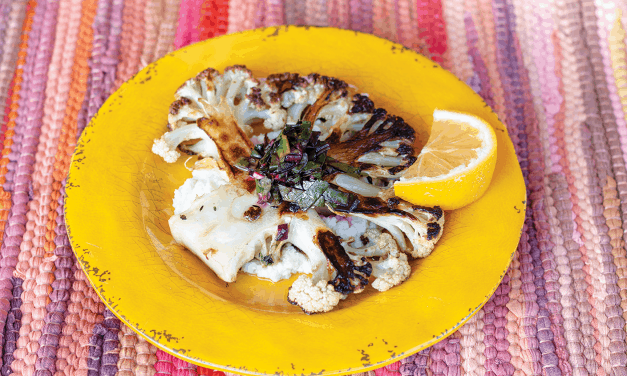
[152,66,444,314]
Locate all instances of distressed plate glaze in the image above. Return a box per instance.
[65,26,526,376]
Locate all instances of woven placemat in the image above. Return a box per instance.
[1,0,627,375]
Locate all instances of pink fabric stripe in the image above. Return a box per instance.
[305,0,327,26]
[174,1,191,48]
[335,0,350,29]
[382,0,396,42]
[440,0,472,80]
[265,0,285,26]
[34,0,80,205]
[140,0,161,66]
[460,313,486,375]
[395,0,412,49]
[188,0,203,44]
[174,0,194,48]
[372,0,386,41]
[473,0,508,124]
[374,359,399,376]
[228,0,254,33]
[114,0,147,87]
[153,0,181,59]
[155,350,177,376]
[244,0,257,31]
[413,0,447,62]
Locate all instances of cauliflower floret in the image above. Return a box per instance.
[169,66,287,136]
[152,137,180,163]
[152,123,220,163]
[369,233,411,292]
[287,275,344,314]
[371,253,411,292]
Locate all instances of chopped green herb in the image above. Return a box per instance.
[240,121,362,211]
[276,134,291,158]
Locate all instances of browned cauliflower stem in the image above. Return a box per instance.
[153,65,445,314]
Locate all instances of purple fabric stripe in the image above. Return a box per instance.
[78,0,114,138]
[349,0,363,32]
[464,13,494,109]
[350,0,373,33]
[35,235,74,376]
[77,76,91,139]
[80,4,117,365]
[1,278,23,376]
[399,347,430,376]
[43,180,78,376]
[429,336,461,376]
[483,279,514,376]
[4,0,47,194]
[512,7,554,375]
[491,0,552,375]
[10,0,62,374]
[494,0,561,376]
[0,0,49,365]
[100,309,120,376]
[104,0,122,96]
[37,131,79,376]
[284,0,305,25]
[87,323,107,376]
[359,0,372,33]
[255,0,266,28]
[87,0,113,119]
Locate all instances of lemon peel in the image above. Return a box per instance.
[394,110,498,210]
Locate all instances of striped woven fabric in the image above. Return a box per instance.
[0,0,626,375]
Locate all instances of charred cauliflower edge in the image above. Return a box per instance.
[152,65,445,314]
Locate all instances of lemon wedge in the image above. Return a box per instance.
[394,110,498,210]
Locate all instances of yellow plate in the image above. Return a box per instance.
[65,26,525,376]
